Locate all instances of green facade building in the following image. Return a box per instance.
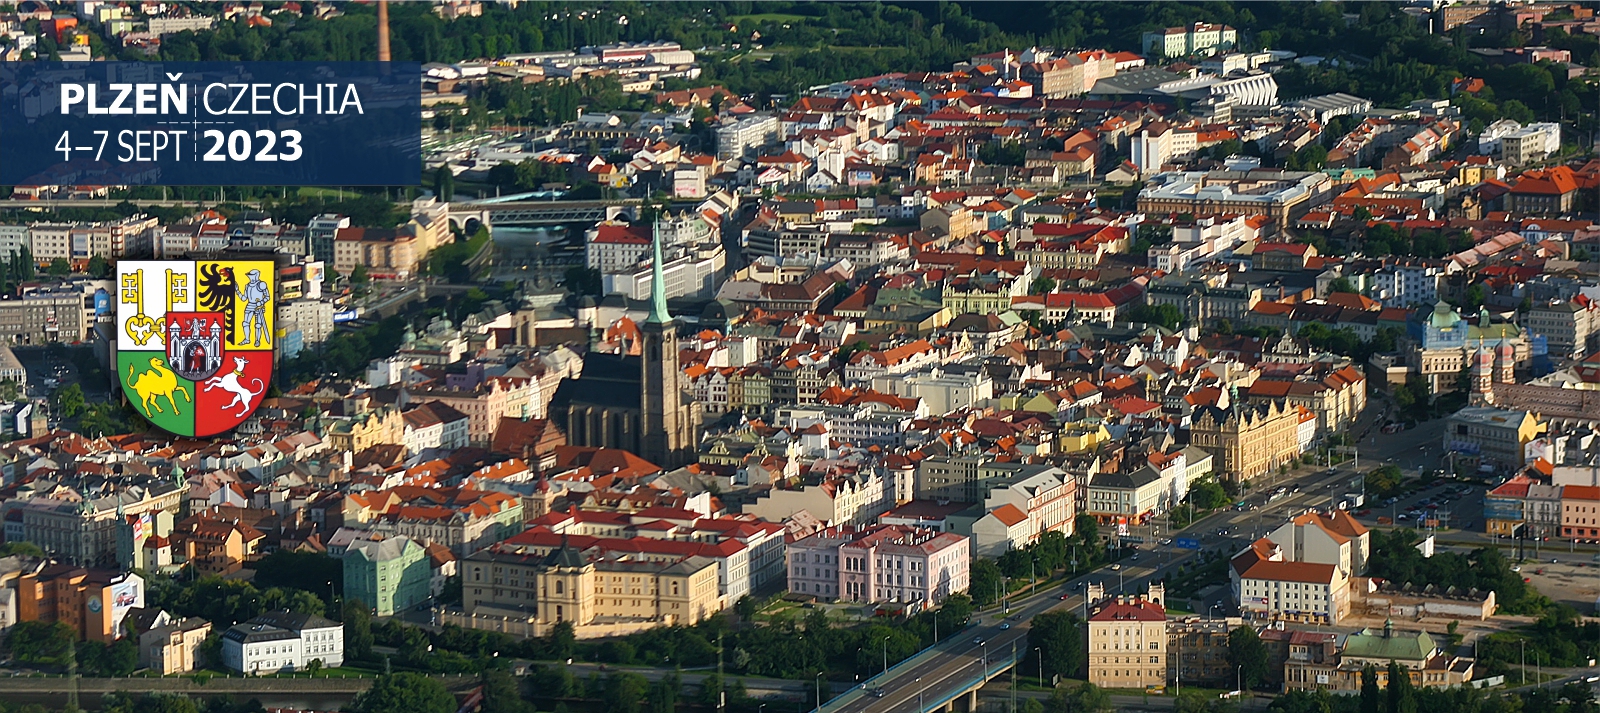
[343,536,431,616]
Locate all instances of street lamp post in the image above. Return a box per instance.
[1033,647,1043,687]
[1209,604,1220,621]
[815,672,825,713]
[916,677,924,713]
[882,635,891,679]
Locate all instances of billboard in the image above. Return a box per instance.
[304,262,325,300]
[129,512,151,546]
[108,575,144,634]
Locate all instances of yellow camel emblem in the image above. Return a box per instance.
[127,357,191,417]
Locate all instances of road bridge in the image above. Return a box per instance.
[819,549,1196,713]
[448,198,641,230]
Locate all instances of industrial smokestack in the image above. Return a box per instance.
[376,0,391,62]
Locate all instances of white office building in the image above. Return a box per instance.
[220,611,344,675]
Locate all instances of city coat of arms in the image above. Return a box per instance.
[116,260,275,437]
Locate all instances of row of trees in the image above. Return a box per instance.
[1270,671,1593,713]
[134,2,1558,118]
[146,574,330,627]
[4,621,138,676]
[1360,225,1478,261]
[974,517,1114,608]
[1478,603,1600,677]
[361,593,974,682]
[1366,529,1547,615]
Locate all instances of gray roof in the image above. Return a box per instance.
[1090,466,1162,490]
[222,623,299,644]
[247,610,340,632]
[347,536,422,563]
[545,543,586,569]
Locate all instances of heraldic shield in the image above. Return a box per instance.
[116,260,275,438]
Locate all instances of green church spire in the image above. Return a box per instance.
[646,218,670,325]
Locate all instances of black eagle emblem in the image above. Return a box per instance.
[198,264,238,341]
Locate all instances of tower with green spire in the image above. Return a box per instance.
[638,220,697,467]
[647,214,671,326]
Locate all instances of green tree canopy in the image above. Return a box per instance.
[1227,626,1270,691]
[351,673,457,713]
[5,620,73,665]
[1027,611,1084,683]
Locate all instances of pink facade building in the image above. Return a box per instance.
[787,524,969,605]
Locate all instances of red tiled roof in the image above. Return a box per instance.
[1089,599,1165,622]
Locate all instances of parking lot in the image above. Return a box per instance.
[1343,474,1487,535]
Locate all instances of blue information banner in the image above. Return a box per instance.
[1173,537,1201,550]
[0,61,420,186]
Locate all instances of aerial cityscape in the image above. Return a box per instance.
[2,1,1600,713]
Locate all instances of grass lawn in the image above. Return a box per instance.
[1101,687,1169,697]
[755,599,805,623]
[296,665,382,678]
[730,13,810,23]
[295,187,351,199]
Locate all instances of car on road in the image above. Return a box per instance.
[1130,554,1140,562]
[1109,564,1122,571]
[1059,594,1069,600]
[1512,565,1521,572]
[1000,623,1011,630]
[871,689,886,698]
[973,637,985,646]
[1158,538,1172,545]
[1552,558,1561,564]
